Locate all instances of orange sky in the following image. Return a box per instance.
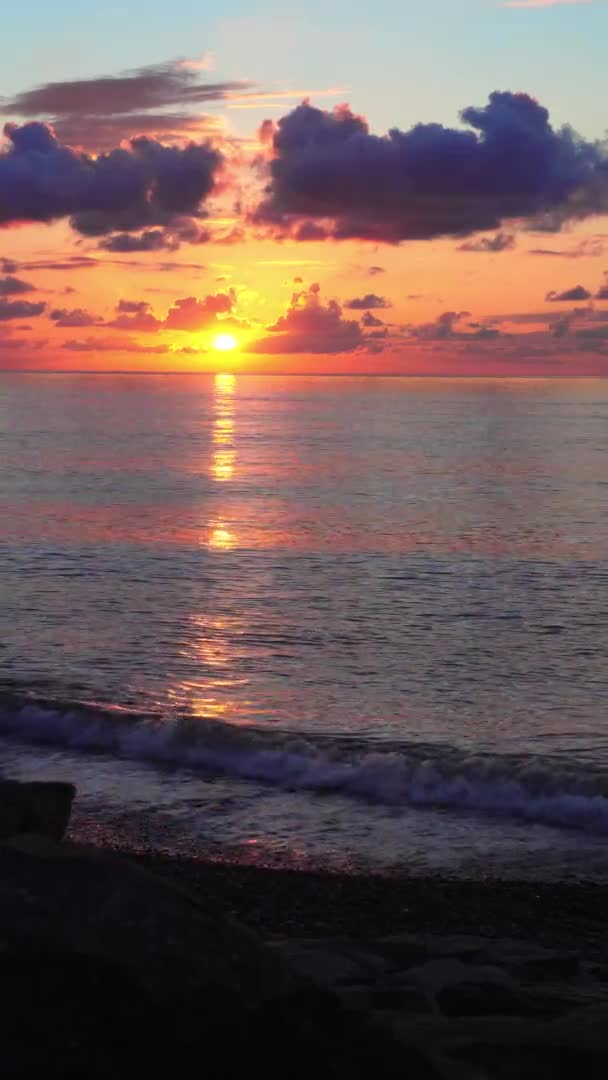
[3,213,607,375]
[2,46,608,375]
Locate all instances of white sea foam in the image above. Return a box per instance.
[2,695,608,833]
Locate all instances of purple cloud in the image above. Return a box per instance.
[254,93,608,243]
[0,298,45,321]
[163,293,233,331]
[545,284,592,301]
[0,275,35,296]
[0,122,222,235]
[1,61,252,150]
[344,293,391,310]
[458,232,516,253]
[248,283,363,354]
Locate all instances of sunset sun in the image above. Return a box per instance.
[213,333,238,352]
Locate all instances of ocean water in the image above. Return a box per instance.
[1,372,608,879]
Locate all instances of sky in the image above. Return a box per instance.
[1,0,608,374]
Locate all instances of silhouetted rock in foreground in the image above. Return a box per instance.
[3,782,608,1077]
[0,834,432,1079]
[0,780,75,840]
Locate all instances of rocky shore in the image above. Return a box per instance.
[2,780,608,1078]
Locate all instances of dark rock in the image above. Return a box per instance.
[373,934,430,969]
[406,957,515,995]
[519,953,580,981]
[0,780,75,841]
[437,980,532,1018]
[0,839,430,1078]
[454,1041,608,1079]
[371,985,435,1014]
[270,939,388,986]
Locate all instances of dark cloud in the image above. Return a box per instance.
[368,265,385,276]
[98,230,173,253]
[597,280,608,300]
[19,256,99,271]
[41,114,223,154]
[163,293,233,331]
[1,61,252,150]
[411,311,470,340]
[344,293,391,310]
[254,93,608,243]
[458,232,515,253]
[291,221,332,241]
[2,64,248,118]
[361,311,384,327]
[0,275,35,296]
[107,299,162,332]
[0,298,45,321]
[0,258,19,274]
[50,307,99,327]
[0,122,222,236]
[545,285,592,302]
[248,283,363,354]
[62,335,170,354]
[116,299,150,314]
[97,216,210,252]
[576,325,608,344]
[409,310,500,342]
[528,237,605,259]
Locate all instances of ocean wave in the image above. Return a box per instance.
[2,692,608,833]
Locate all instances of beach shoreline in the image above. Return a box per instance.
[67,829,608,956]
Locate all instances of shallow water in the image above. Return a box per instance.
[2,373,608,878]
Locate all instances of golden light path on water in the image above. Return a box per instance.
[168,372,247,720]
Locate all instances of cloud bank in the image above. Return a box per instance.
[0,121,222,235]
[254,93,608,243]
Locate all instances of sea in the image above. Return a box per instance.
[1,372,608,880]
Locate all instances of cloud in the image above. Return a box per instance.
[98,230,173,253]
[368,265,385,276]
[163,293,233,331]
[409,310,500,341]
[0,275,35,296]
[254,93,608,243]
[0,298,45,321]
[545,284,592,301]
[361,311,384,327]
[17,256,99,271]
[248,283,364,353]
[502,2,601,9]
[62,335,170,354]
[0,258,19,274]
[50,307,99,327]
[1,60,251,150]
[528,236,605,257]
[458,232,516,252]
[107,299,162,332]
[344,293,391,310]
[0,122,222,235]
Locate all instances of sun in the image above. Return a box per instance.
[213,333,238,352]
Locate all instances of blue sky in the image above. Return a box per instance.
[3,0,607,138]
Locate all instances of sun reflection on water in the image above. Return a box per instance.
[211,372,236,483]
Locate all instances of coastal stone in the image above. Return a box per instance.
[371,985,435,1014]
[452,1040,608,1079]
[0,842,421,1078]
[405,958,515,996]
[271,940,388,986]
[0,780,75,841]
[437,979,531,1018]
[373,934,430,969]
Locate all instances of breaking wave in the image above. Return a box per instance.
[2,691,608,833]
